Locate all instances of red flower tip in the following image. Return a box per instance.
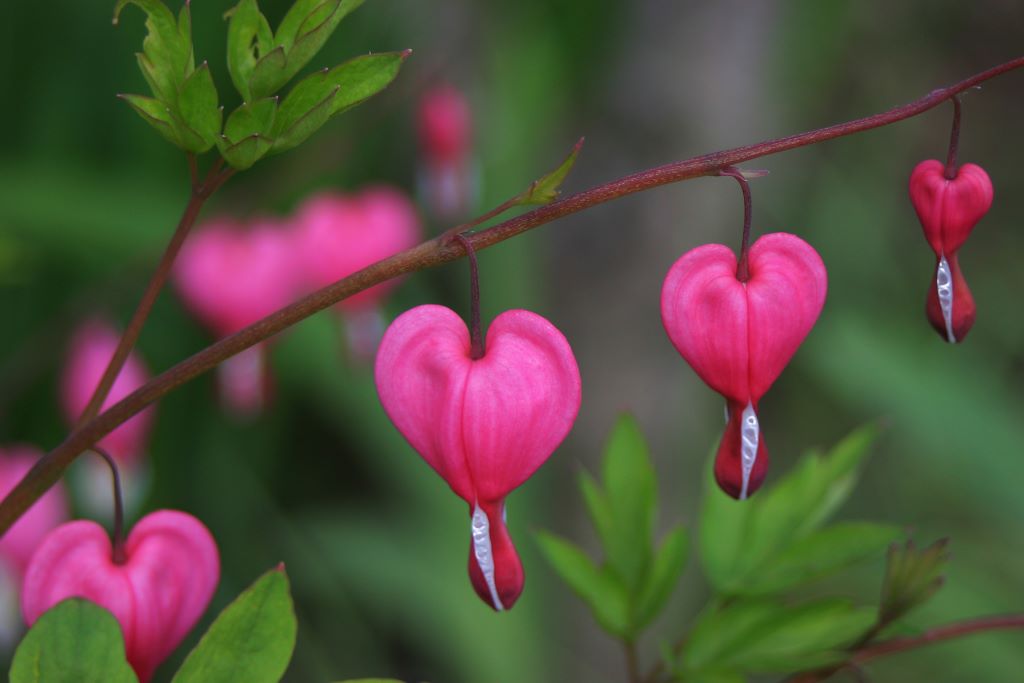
[467,500,523,611]
[714,401,770,500]
[926,253,976,343]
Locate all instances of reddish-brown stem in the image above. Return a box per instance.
[0,56,1022,536]
[944,95,962,179]
[718,166,754,281]
[453,233,484,359]
[89,447,126,565]
[787,614,1024,682]
[625,641,640,683]
[74,157,232,427]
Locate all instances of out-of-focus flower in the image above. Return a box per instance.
[21,510,219,682]
[661,233,827,499]
[375,305,581,610]
[417,84,477,221]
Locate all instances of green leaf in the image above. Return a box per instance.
[879,539,950,625]
[742,522,902,595]
[219,135,273,170]
[271,51,408,152]
[520,137,583,205]
[10,598,138,683]
[118,93,181,146]
[275,0,365,85]
[114,0,194,102]
[177,62,221,151]
[535,531,631,638]
[600,413,657,591]
[699,423,881,595]
[225,0,274,101]
[223,97,278,143]
[172,566,297,683]
[634,525,689,628]
[331,680,405,683]
[578,470,613,553]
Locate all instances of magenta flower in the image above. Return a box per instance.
[909,160,993,343]
[661,233,826,499]
[375,305,581,610]
[417,84,476,220]
[174,217,301,414]
[61,320,154,465]
[21,510,219,682]
[0,446,69,581]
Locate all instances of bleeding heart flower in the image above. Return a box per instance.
[661,233,826,499]
[375,305,581,610]
[21,510,219,682]
[61,320,154,466]
[0,446,69,581]
[174,217,300,415]
[417,84,477,220]
[909,160,993,343]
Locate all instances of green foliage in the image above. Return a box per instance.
[537,414,688,641]
[172,566,298,683]
[519,137,583,205]
[699,423,899,596]
[10,599,138,683]
[879,539,950,626]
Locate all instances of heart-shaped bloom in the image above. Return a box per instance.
[21,510,219,682]
[375,305,581,610]
[61,320,154,465]
[909,160,993,343]
[661,233,826,499]
[417,85,476,220]
[0,446,69,581]
[174,218,301,414]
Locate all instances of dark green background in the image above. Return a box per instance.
[1,0,1022,681]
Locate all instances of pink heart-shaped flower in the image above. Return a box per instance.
[909,160,993,343]
[21,510,219,682]
[661,232,826,498]
[375,304,581,609]
[294,187,421,312]
[0,445,69,581]
[61,320,154,466]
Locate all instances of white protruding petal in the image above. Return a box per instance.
[936,255,956,344]
[470,504,504,611]
[739,402,760,501]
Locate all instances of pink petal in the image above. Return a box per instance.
[0,446,69,579]
[21,511,219,683]
[909,160,993,256]
[418,84,472,163]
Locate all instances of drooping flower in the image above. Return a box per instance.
[909,160,993,343]
[375,305,581,610]
[21,510,219,682]
[174,217,300,415]
[417,84,476,220]
[61,320,154,466]
[0,446,69,580]
[661,233,827,499]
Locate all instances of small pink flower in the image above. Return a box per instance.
[0,445,69,581]
[174,218,300,414]
[909,160,993,342]
[661,233,826,499]
[294,186,421,311]
[375,305,581,610]
[21,510,219,682]
[417,84,476,220]
[61,320,153,465]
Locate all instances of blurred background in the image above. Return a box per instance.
[1,0,1023,681]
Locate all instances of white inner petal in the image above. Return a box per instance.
[936,255,957,344]
[471,504,504,611]
[739,402,760,501]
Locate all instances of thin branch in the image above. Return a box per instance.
[1,55,1022,536]
[625,641,641,683]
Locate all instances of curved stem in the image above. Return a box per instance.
[453,233,484,359]
[0,56,1022,536]
[625,641,640,683]
[89,447,126,565]
[718,167,754,281]
[74,158,234,427]
[944,95,963,179]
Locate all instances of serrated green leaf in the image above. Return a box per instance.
[177,62,221,151]
[10,598,138,683]
[535,531,631,638]
[115,0,194,102]
[172,567,297,683]
[271,51,407,152]
[249,46,289,100]
[223,97,278,143]
[600,413,656,591]
[119,93,181,146]
[879,539,950,625]
[699,423,881,595]
[742,522,902,595]
[219,135,273,170]
[276,0,364,85]
[520,137,583,205]
[634,526,689,628]
[225,0,274,101]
